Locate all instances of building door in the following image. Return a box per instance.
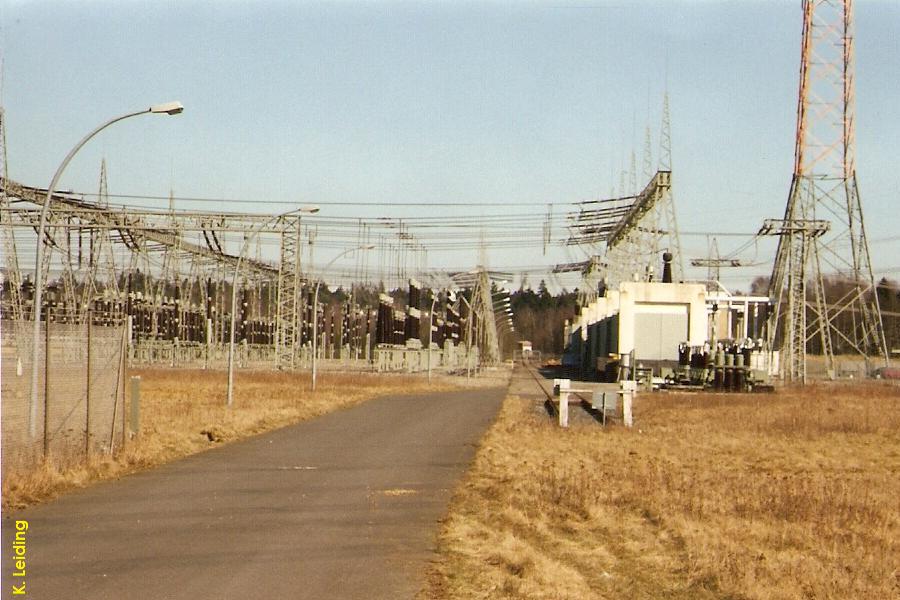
[633,303,689,361]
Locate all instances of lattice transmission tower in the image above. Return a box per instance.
[469,268,500,366]
[765,0,888,382]
[601,93,683,286]
[656,93,683,281]
[0,104,24,324]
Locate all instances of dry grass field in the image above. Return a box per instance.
[424,380,900,599]
[2,368,455,510]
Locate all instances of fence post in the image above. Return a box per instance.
[121,325,127,448]
[126,314,133,368]
[109,324,127,454]
[129,376,141,438]
[205,318,212,370]
[85,311,92,458]
[43,318,50,459]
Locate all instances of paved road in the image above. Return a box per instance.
[2,387,505,599]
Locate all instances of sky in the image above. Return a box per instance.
[2,0,899,291]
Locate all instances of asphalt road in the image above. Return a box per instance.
[1,386,505,600]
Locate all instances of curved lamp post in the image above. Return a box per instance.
[311,244,374,391]
[226,206,319,407]
[28,102,184,438]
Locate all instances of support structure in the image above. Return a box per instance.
[766,0,888,382]
[0,106,23,324]
[656,93,684,280]
[275,216,302,368]
[690,237,744,292]
[566,95,683,290]
[761,218,830,382]
[603,170,676,286]
[470,269,501,366]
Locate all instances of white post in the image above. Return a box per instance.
[559,391,569,428]
[621,380,635,427]
[312,280,321,391]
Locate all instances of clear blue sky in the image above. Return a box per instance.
[3,1,899,290]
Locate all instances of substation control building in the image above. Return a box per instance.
[563,281,771,381]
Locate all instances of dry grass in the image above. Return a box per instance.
[2,368,456,511]
[423,380,900,599]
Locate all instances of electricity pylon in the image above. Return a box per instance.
[766,0,888,383]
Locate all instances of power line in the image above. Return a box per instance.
[67,190,580,208]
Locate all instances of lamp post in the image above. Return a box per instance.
[226,207,319,407]
[28,102,184,438]
[311,244,374,391]
[427,291,440,382]
[459,293,474,379]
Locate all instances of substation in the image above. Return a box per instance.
[0,178,489,374]
[554,1,891,393]
[0,0,893,462]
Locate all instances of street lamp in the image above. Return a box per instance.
[28,102,184,438]
[427,290,441,382]
[311,244,374,391]
[226,206,319,407]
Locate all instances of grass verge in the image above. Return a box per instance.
[423,379,900,599]
[3,368,456,511]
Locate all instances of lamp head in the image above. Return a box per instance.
[300,205,321,214]
[149,101,184,115]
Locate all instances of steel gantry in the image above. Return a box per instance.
[565,96,683,293]
[0,177,319,365]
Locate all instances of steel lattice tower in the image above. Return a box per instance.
[656,93,683,282]
[601,93,684,287]
[78,160,121,314]
[0,106,24,323]
[470,268,500,366]
[766,0,888,382]
[275,216,302,368]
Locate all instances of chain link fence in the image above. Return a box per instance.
[1,317,127,471]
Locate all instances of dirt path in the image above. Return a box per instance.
[1,387,505,600]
